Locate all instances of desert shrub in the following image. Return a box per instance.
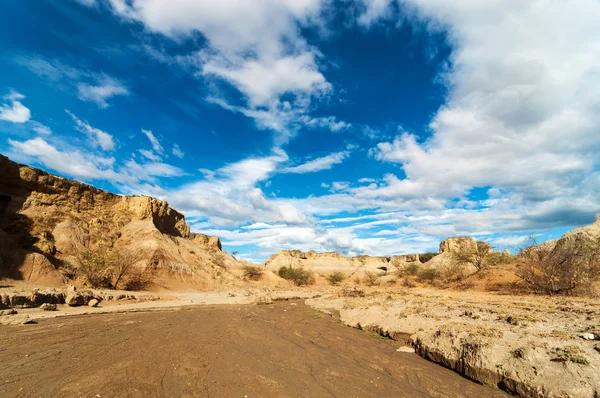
[400,263,421,276]
[437,262,468,284]
[327,271,345,286]
[452,241,493,271]
[278,266,314,286]
[517,239,600,296]
[75,249,116,289]
[486,252,513,266]
[419,252,439,263]
[416,267,438,283]
[362,271,378,286]
[243,265,264,281]
[402,277,416,288]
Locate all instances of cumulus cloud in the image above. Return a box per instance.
[102,0,332,141]
[0,91,31,123]
[66,110,116,151]
[365,0,600,227]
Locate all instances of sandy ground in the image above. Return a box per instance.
[307,287,600,397]
[0,300,508,398]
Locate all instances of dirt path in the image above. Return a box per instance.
[0,301,507,398]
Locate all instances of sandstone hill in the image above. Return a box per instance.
[264,249,421,274]
[0,155,239,289]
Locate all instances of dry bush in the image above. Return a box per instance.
[517,238,600,296]
[398,263,420,277]
[243,265,264,281]
[486,251,513,266]
[402,277,417,288]
[436,262,467,284]
[416,267,438,283]
[75,249,116,289]
[362,271,378,286]
[327,271,345,286]
[452,241,493,271]
[278,266,315,286]
[112,249,141,290]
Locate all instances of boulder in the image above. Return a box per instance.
[254,294,273,305]
[40,303,57,311]
[65,292,85,307]
[0,309,18,316]
[87,299,99,307]
[9,294,34,308]
[440,236,478,254]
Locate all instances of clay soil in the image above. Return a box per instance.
[0,301,507,398]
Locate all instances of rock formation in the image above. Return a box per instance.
[264,250,421,273]
[0,154,238,288]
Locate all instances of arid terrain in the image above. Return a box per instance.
[1,155,600,398]
[0,300,510,398]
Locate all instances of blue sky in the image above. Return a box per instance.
[1,0,599,262]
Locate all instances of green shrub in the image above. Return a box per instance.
[419,252,439,263]
[278,266,314,286]
[327,272,345,286]
[243,265,264,281]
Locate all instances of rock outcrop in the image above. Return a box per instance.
[0,154,238,287]
[264,250,421,273]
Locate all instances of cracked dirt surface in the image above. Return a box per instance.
[0,301,507,398]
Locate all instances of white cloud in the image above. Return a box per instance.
[0,91,31,123]
[17,55,129,109]
[141,129,163,154]
[7,137,119,181]
[15,56,82,82]
[77,77,129,109]
[356,0,395,27]
[299,115,352,132]
[139,149,161,162]
[491,235,529,247]
[124,159,185,179]
[31,121,52,135]
[66,110,116,151]
[363,0,600,225]
[203,52,331,107]
[172,144,184,159]
[103,0,332,142]
[282,151,350,174]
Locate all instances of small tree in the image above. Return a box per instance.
[112,249,140,290]
[75,249,116,288]
[327,272,345,286]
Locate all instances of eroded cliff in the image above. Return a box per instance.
[0,155,238,288]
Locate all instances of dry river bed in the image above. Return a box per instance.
[306,288,600,398]
[0,300,507,398]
